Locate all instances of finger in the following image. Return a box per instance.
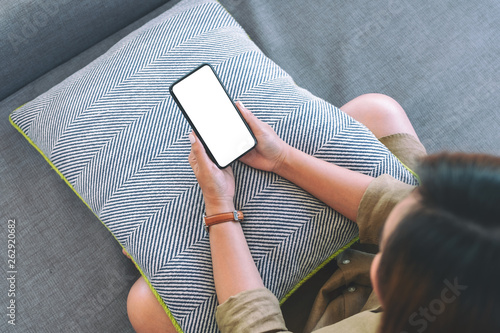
[188,149,197,169]
[122,248,131,259]
[236,101,272,138]
[236,101,258,126]
[188,132,199,170]
[189,131,214,169]
[236,101,251,118]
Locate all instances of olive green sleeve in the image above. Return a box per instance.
[216,288,291,333]
[356,174,415,245]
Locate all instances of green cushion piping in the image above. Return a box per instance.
[397,159,420,184]
[9,111,183,333]
[279,235,359,305]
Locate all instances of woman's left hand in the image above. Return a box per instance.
[188,132,236,216]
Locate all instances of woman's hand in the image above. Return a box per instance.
[188,132,235,216]
[236,101,289,173]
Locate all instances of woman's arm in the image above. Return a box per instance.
[237,102,373,222]
[209,222,264,304]
[189,132,289,332]
[188,133,264,304]
[276,146,373,222]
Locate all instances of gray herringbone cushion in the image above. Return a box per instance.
[10,0,417,331]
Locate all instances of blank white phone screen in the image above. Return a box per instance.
[172,65,256,167]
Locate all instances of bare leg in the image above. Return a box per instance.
[127,278,178,333]
[123,250,177,333]
[340,93,420,141]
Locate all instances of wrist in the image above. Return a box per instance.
[205,201,236,216]
[273,144,294,176]
[204,210,243,233]
[209,218,242,234]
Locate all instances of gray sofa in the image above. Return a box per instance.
[1,0,499,332]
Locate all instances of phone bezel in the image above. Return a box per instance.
[169,63,257,169]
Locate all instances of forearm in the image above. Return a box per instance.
[276,146,373,222]
[209,221,264,304]
[188,128,265,305]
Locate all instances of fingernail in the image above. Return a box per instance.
[189,133,195,144]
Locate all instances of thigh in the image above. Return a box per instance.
[127,277,178,333]
[340,93,420,141]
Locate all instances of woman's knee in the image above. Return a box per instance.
[340,93,418,139]
[127,277,177,333]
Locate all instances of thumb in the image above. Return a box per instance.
[236,101,259,129]
[236,101,274,141]
[189,132,212,168]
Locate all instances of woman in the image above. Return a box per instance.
[126,94,500,332]
[374,152,500,332]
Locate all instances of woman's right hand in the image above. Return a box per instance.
[236,101,289,173]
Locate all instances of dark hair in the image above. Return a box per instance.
[377,152,500,333]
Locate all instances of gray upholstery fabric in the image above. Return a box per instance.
[1,0,499,332]
[223,0,500,155]
[0,2,181,332]
[0,0,170,100]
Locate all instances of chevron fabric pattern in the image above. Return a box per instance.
[10,0,418,331]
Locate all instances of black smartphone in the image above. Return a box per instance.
[170,64,257,168]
